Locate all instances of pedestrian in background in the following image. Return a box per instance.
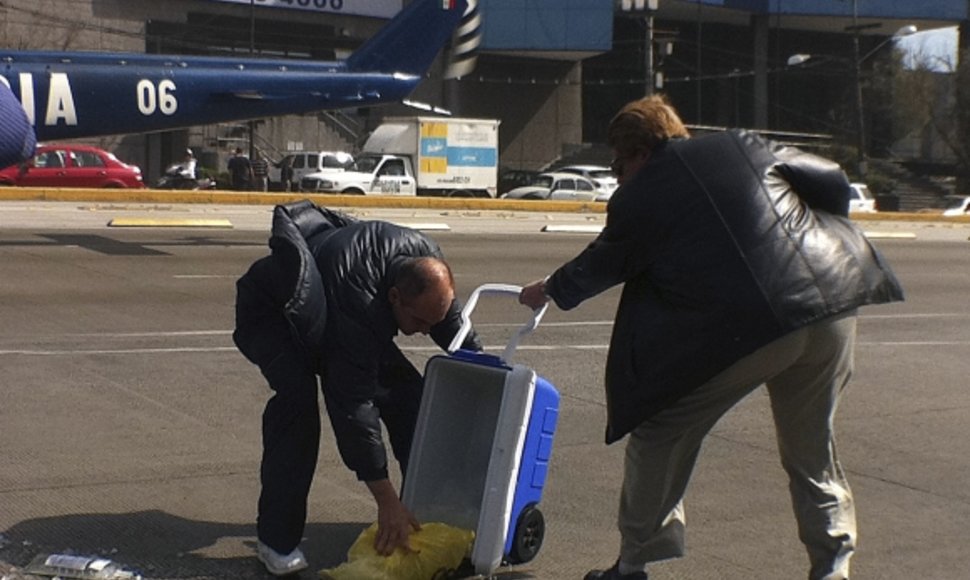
[519,94,904,580]
[176,148,197,180]
[252,150,269,192]
[227,147,252,191]
[280,156,294,192]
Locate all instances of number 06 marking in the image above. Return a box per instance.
[137,79,178,116]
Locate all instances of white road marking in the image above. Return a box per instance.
[2,313,966,356]
[541,224,604,234]
[0,347,242,355]
[393,222,451,231]
[4,341,970,356]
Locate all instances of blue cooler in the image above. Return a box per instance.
[401,284,560,576]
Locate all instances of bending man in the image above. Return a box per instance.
[234,200,480,576]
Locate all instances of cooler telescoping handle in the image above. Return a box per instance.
[448,283,548,363]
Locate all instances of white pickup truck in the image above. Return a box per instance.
[299,117,499,197]
[300,153,417,196]
[269,151,353,190]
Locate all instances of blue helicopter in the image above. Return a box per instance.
[0,82,34,166]
[0,0,466,142]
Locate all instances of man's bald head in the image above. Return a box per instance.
[388,257,456,335]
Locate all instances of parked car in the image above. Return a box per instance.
[849,182,877,213]
[0,144,144,188]
[558,164,618,201]
[498,168,542,195]
[942,195,970,217]
[268,151,354,190]
[501,172,598,201]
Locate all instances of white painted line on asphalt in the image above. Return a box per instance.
[392,222,451,231]
[70,330,232,337]
[0,345,610,356]
[108,217,234,228]
[857,341,970,346]
[862,313,970,319]
[864,231,917,239]
[541,224,604,234]
[5,339,970,356]
[539,226,918,238]
[0,347,241,355]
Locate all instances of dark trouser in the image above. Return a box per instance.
[255,342,320,554]
[249,319,424,554]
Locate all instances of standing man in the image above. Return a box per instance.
[234,200,480,576]
[280,156,295,192]
[227,147,252,191]
[251,150,269,192]
[519,95,903,580]
[176,148,197,180]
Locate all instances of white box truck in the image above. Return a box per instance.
[299,117,499,198]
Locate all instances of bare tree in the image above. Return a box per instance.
[870,42,969,193]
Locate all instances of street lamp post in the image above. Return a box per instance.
[645,6,655,95]
[851,32,866,176]
[249,0,256,160]
[618,0,660,95]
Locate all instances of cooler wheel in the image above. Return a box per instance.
[508,504,544,564]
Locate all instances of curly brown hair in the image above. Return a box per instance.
[607,94,690,158]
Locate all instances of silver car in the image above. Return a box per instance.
[502,172,599,201]
[849,183,877,213]
[558,164,619,201]
[942,195,970,216]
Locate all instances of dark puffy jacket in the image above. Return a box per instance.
[546,130,904,443]
[235,201,478,480]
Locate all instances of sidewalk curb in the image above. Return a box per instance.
[0,187,606,214]
[1,187,968,225]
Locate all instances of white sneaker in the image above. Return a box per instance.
[257,541,309,576]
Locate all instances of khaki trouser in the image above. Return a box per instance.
[618,312,857,580]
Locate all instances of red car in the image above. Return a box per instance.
[0,144,145,188]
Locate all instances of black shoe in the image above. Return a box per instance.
[583,562,648,580]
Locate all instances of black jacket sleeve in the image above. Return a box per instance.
[430,298,482,352]
[546,190,661,311]
[320,325,390,482]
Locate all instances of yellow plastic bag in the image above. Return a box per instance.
[320,522,475,580]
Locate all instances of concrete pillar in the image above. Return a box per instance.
[751,13,769,129]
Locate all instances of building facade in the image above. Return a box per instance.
[1,0,966,182]
[0,0,614,181]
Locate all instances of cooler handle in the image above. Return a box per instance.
[448,283,548,363]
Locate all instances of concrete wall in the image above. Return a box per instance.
[1,0,143,52]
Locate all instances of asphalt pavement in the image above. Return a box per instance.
[1,194,969,580]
